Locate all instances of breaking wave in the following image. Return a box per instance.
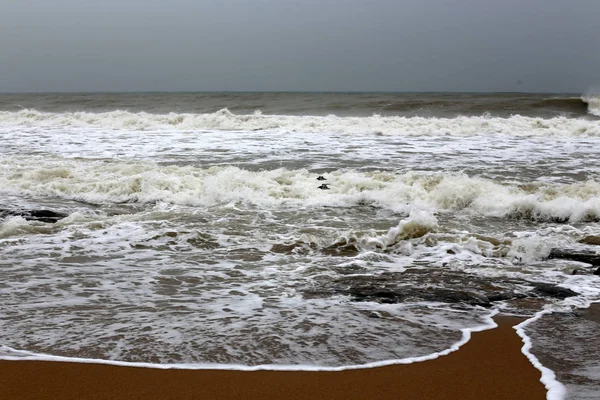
[534,97,588,114]
[582,95,600,117]
[1,159,599,223]
[0,108,599,136]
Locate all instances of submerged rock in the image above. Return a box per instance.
[579,236,600,246]
[303,268,579,308]
[344,285,493,307]
[549,249,600,266]
[529,282,579,299]
[0,209,68,223]
[321,238,361,256]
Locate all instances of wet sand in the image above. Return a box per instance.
[0,316,546,400]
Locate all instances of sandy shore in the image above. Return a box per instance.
[0,316,546,400]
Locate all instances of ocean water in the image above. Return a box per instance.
[1,92,599,398]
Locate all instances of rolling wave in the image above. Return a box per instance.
[1,159,599,223]
[0,92,597,118]
[534,97,588,113]
[0,108,598,136]
[582,95,600,116]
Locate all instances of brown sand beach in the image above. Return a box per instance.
[0,316,546,400]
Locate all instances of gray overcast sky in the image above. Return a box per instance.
[0,0,598,93]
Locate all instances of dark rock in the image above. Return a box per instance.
[487,291,526,302]
[303,268,581,308]
[270,243,302,254]
[321,238,361,256]
[0,209,68,223]
[322,244,360,256]
[316,176,327,181]
[28,210,68,223]
[338,285,492,307]
[529,282,579,299]
[594,267,600,276]
[186,233,220,249]
[571,268,596,275]
[579,236,600,246]
[270,241,318,255]
[318,184,330,190]
[549,249,600,266]
[317,269,502,307]
[422,288,491,307]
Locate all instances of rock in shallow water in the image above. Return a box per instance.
[303,268,579,308]
[549,249,600,267]
[0,209,68,223]
[579,236,600,246]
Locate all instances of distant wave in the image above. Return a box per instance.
[533,97,588,113]
[362,95,595,117]
[0,109,599,137]
[1,92,596,118]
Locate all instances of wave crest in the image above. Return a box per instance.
[582,95,600,117]
[0,108,598,136]
[2,159,599,223]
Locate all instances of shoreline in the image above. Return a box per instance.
[0,316,546,400]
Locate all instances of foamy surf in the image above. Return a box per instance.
[516,310,567,400]
[0,310,500,371]
[1,159,599,223]
[0,108,599,136]
[582,95,600,117]
[515,301,600,400]
[0,308,574,400]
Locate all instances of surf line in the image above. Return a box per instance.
[514,310,567,400]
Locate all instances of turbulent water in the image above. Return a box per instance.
[1,92,599,397]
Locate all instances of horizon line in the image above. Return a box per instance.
[0,90,584,95]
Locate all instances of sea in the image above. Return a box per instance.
[1,92,599,399]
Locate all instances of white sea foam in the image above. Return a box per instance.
[359,210,439,249]
[516,310,567,400]
[515,300,600,400]
[0,109,599,136]
[1,159,599,222]
[583,95,600,116]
